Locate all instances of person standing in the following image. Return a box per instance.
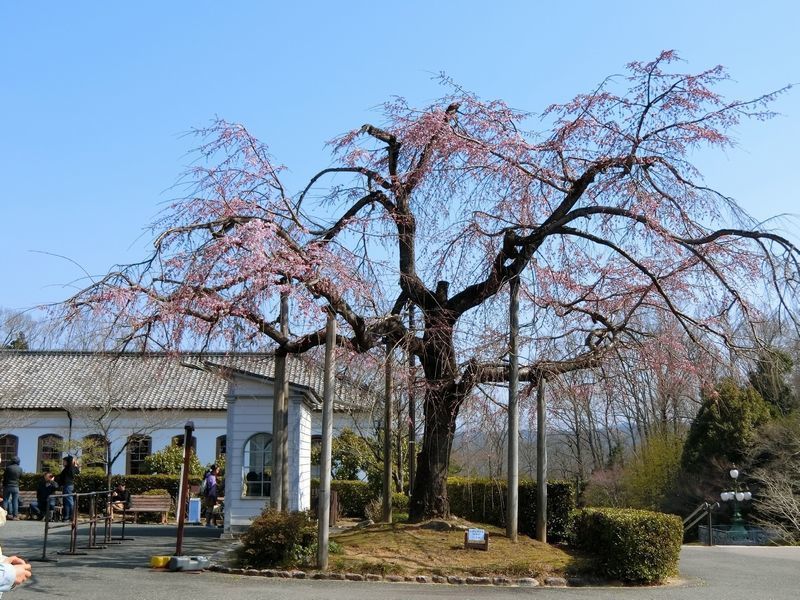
[202,464,220,527]
[56,456,80,522]
[1,458,22,521]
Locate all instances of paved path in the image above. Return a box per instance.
[2,520,799,599]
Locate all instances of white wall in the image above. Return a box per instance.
[0,409,226,475]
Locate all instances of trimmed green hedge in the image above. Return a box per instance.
[448,478,575,542]
[18,473,210,500]
[311,480,374,517]
[569,507,682,584]
[311,477,574,541]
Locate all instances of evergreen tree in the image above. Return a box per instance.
[682,379,772,473]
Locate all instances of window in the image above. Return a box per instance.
[171,434,197,452]
[38,434,63,472]
[0,434,19,463]
[310,434,322,479]
[83,434,108,470]
[127,435,152,475]
[242,433,272,497]
[216,435,226,459]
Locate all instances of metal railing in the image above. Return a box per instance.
[29,489,135,562]
[683,501,720,546]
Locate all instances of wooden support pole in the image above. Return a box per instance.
[506,277,519,542]
[271,293,289,511]
[408,305,416,496]
[382,342,393,523]
[536,376,548,543]
[317,312,336,569]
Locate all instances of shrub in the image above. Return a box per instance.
[447,478,575,542]
[238,509,317,568]
[143,444,204,477]
[569,507,682,584]
[311,479,375,517]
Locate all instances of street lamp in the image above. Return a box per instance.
[720,465,752,536]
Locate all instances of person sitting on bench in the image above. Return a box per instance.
[29,473,58,521]
[110,482,131,513]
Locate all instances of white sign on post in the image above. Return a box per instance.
[464,527,489,551]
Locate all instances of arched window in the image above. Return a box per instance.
[216,435,226,459]
[242,433,272,497]
[0,434,19,463]
[38,434,63,472]
[83,434,108,470]
[127,435,152,475]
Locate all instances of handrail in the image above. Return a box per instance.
[682,500,720,546]
[683,501,711,528]
[29,489,120,561]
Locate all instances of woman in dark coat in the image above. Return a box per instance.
[57,456,80,521]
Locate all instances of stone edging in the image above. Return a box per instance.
[207,565,578,587]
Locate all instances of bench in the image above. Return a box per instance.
[18,490,36,518]
[123,494,172,524]
[17,490,63,520]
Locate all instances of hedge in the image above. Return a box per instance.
[569,507,682,584]
[310,477,573,540]
[18,473,212,501]
[448,477,575,542]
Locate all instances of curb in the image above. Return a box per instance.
[207,564,585,587]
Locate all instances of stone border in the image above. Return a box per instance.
[207,564,577,587]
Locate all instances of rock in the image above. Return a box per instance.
[354,519,374,528]
[291,570,307,579]
[447,575,465,584]
[229,568,244,575]
[275,570,292,578]
[345,573,364,581]
[365,574,383,581]
[385,575,404,582]
[244,569,260,576]
[404,575,416,582]
[327,572,346,580]
[515,577,539,587]
[466,576,491,585]
[262,569,277,577]
[492,576,511,585]
[415,575,429,583]
[544,576,567,587]
[420,519,454,531]
[432,575,448,584]
[311,572,328,580]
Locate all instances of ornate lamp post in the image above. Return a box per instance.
[720,466,752,537]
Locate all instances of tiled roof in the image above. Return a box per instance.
[0,351,376,411]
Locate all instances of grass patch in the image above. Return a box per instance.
[331,521,580,578]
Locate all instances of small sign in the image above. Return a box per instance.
[464,528,489,551]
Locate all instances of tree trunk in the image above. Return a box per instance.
[408,392,457,521]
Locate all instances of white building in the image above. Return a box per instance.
[0,351,375,530]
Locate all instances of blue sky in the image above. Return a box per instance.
[1,1,798,311]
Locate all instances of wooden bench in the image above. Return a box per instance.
[17,490,62,520]
[124,494,172,524]
[18,490,37,518]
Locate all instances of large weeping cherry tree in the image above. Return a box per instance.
[66,52,799,521]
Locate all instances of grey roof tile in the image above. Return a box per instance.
[0,351,376,411]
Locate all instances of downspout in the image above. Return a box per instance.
[65,409,73,454]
